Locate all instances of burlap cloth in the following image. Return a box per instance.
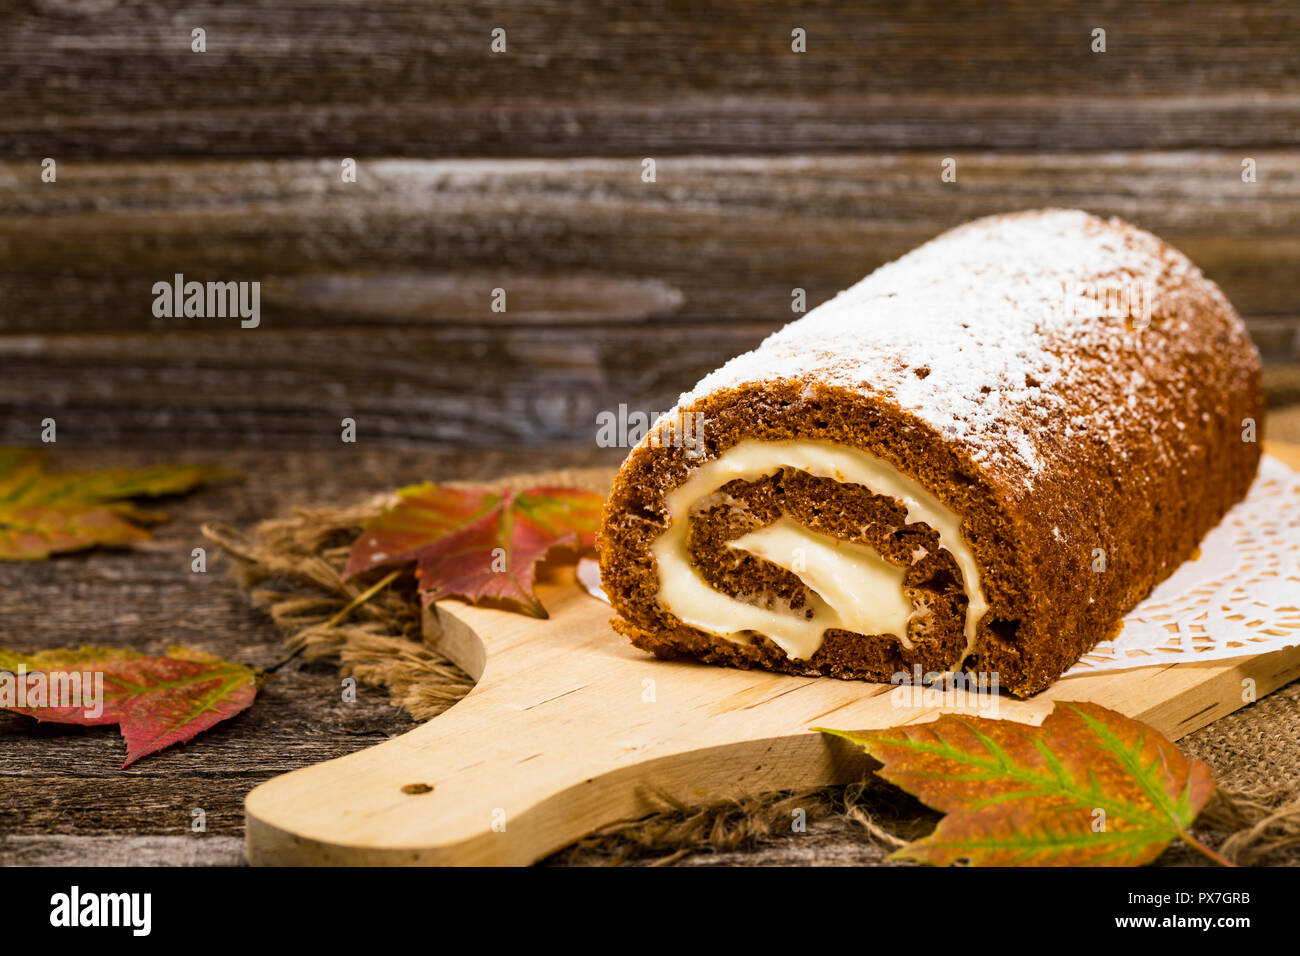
[205,406,1300,866]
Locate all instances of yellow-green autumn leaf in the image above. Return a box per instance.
[0,448,226,560]
[0,645,142,672]
[817,701,1218,866]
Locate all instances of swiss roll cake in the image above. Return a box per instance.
[596,209,1263,697]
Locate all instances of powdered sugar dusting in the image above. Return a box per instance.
[674,209,1202,485]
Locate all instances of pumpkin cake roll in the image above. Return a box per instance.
[597,209,1263,697]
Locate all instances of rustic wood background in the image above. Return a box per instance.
[1,0,1297,865]
[1,0,1299,447]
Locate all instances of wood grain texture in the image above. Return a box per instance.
[5,153,1298,329]
[0,835,246,867]
[4,1,1300,157]
[2,153,1297,447]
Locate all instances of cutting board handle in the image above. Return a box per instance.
[245,588,880,865]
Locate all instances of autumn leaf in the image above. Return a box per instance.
[1,645,266,767]
[0,448,227,560]
[345,484,604,617]
[817,701,1218,866]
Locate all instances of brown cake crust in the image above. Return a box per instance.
[597,210,1264,697]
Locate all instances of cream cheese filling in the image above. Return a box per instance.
[650,439,988,666]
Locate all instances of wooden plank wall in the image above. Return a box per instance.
[1,1,1297,448]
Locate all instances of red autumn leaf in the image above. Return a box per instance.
[1,645,266,767]
[345,484,604,617]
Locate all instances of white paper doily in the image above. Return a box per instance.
[1062,453,1300,677]
[579,453,1300,678]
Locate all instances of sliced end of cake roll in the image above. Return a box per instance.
[597,210,1263,697]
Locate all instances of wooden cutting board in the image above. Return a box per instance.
[244,442,1300,865]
